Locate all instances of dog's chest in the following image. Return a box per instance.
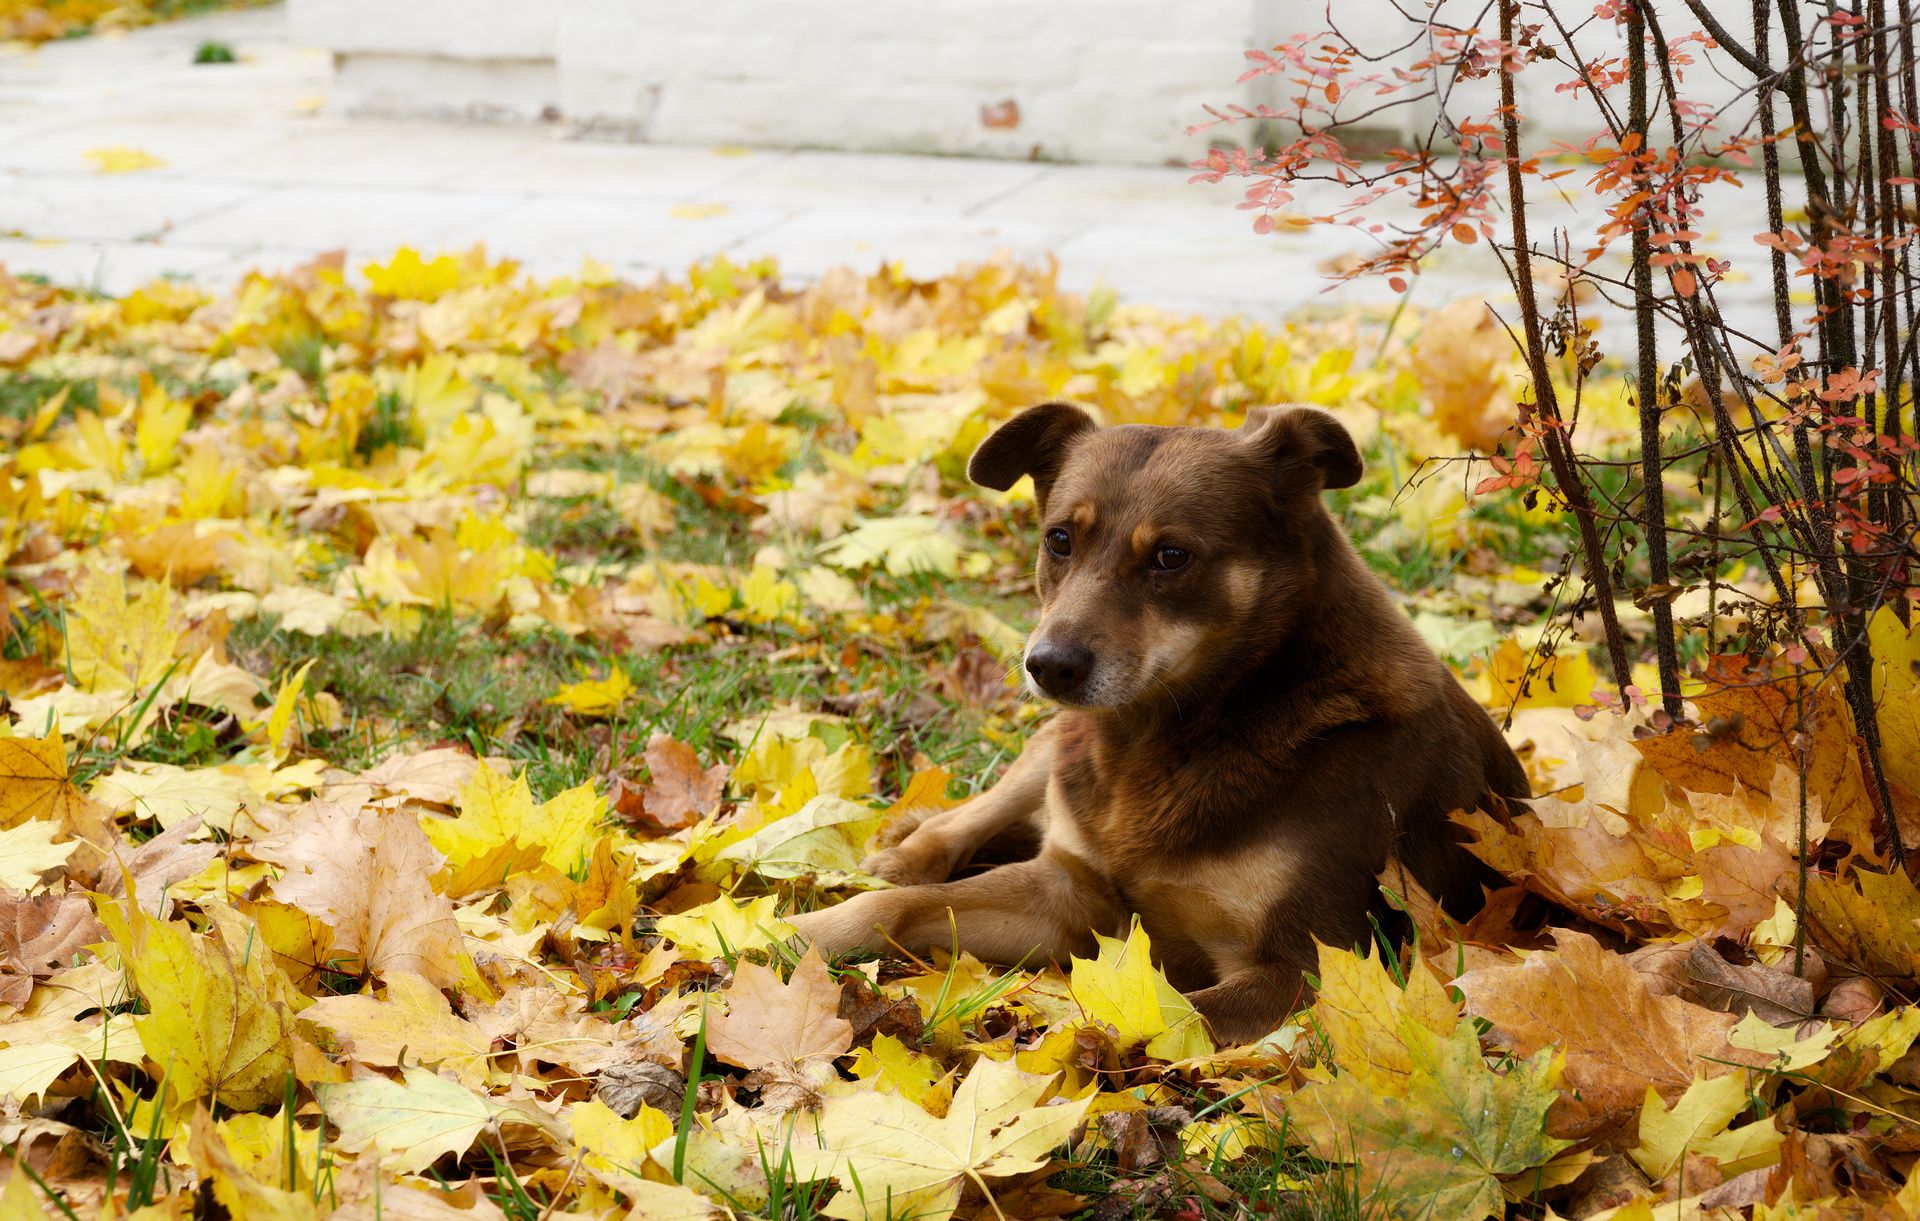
[1122,840,1306,977]
[1045,717,1305,977]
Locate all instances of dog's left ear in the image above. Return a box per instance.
[1240,405,1363,493]
[968,401,1098,505]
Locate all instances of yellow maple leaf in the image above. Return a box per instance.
[545,668,634,717]
[1866,605,1920,798]
[568,1098,674,1186]
[316,1065,555,1175]
[253,658,318,764]
[849,1033,953,1112]
[429,762,606,875]
[0,819,80,887]
[184,1107,321,1221]
[783,1057,1090,1221]
[1628,1074,1783,1181]
[738,563,801,625]
[1478,636,1600,710]
[362,248,465,301]
[1307,938,1459,1091]
[0,734,86,831]
[95,892,297,1115]
[818,515,963,577]
[133,379,191,475]
[63,568,184,693]
[300,971,492,1088]
[653,894,793,961]
[1068,919,1214,1060]
[84,146,166,174]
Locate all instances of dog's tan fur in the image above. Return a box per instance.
[788,402,1528,1043]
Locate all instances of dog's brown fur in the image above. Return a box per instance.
[788,402,1529,1043]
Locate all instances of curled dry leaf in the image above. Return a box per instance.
[1680,940,1820,1026]
[595,1061,685,1119]
[262,802,465,987]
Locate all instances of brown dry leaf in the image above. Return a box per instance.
[472,985,624,1075]
[1635,662,1877,861]
[0,891,106,1004]
[1679,940,1818,1025]
[637,733,728,833]
[1409,297,1519,452]
[707,946,852,1110]
[1454,927,1768,1137]
[263,802,466,987]
[123,523,230,586]
[1454,799,1669,934]
[92,818,219,917]
[1802,867,1920,980]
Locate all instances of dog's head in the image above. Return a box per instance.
[968,402,1362,710]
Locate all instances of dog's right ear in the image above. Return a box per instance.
[967,401,1098,506]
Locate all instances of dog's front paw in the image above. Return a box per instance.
[860,843,952,887]
[786,899,887,960]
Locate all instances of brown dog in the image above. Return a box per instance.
[788,402,1528,1043]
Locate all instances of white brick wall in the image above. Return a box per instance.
[555,0,1259,164]
[286,0,1760,165]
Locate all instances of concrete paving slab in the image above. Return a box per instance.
[0,115,289,177]
[433,139,784,199]
[163,183,523,254]
[191,119,548,188]
[699,150,1053,215]
[0,174,265,243]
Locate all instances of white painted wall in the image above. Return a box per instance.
[286,0,1764,165]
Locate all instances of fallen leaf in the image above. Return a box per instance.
[545,669,634,717]
[95,890,297,1113]
[1288,1018,1568,1220]
[638,733,728,832]
[301,972,492,1087]
[1068,919,1213,1060]
[263,802,466,987]
[317,1065,555,1175]
[0,736,87,833]
[0,822,78,888]
[653,894,795,962]
[1454,928,1768,1136]
[1628,1074,1783,1182]
[707,946,852,1109]
[83,146,167,174]
[0,890,106,1002]
[784,1056,1091,1221]
[427,762,604,876]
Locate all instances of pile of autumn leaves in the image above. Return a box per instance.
[2,248,1920,1220]
[0,0,266,44]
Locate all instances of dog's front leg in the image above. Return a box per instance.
[861,722,1057,886]
[789,849,1122,967]
[1184,963,1309,1047]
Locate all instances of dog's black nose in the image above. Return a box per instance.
[1026,641,1092,697]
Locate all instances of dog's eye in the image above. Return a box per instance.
[1151,546,1191,572]
[1044,528,1072,559]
